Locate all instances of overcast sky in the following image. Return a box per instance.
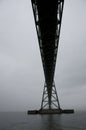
[0,0,86,111]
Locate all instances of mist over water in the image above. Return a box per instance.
[0,111,86,130]
[0,1,86,129]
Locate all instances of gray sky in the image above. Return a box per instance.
[0,0,86,111]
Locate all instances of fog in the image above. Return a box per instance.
[0,0,86,111]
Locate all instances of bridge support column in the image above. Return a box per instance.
[41,82,61,110]
[27,82,74,114]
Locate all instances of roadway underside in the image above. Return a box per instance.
[28,0,74,112]
[31,0,64,109]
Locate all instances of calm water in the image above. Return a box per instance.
[0,111,86,130]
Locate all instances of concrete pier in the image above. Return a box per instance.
[27,109,74,114]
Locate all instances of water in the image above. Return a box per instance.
[0,111,86,130]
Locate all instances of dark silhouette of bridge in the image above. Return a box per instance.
[28,0,74,114]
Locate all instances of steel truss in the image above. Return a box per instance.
[31,0,64,110]
[41,82,60,110]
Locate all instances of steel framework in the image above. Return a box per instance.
[41,82,60,110]
[31,0,64,110]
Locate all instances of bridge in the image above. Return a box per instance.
[28,0,74,114]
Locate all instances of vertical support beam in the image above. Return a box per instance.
[41,82,61,110]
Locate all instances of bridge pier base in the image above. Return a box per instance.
[27,82,74,114]
[27,109,74,114]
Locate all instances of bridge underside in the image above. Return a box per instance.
[31,0,64,110]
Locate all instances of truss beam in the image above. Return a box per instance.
[31,0,64,110]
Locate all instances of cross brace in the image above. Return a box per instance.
[41,82,61,110]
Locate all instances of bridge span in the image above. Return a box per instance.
[28,0,74,114]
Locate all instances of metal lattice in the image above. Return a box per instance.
[41,82,60,110]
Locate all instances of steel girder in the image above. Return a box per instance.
[31,0,64,109]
